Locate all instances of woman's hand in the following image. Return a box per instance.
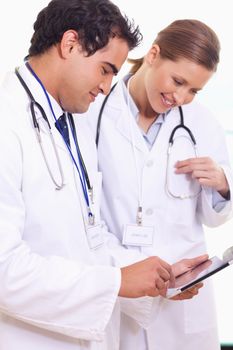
[175,157,229,198]
[171,282,203,300]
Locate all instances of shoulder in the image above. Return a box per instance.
[78,78,126,135]
[87,78,125,115]
[181,100,223,130]
[0,71,29,130]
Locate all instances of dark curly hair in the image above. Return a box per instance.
[29,0,142,57]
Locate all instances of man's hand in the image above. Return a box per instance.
[119,256,174,298]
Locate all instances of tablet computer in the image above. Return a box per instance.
[166,256,230,298]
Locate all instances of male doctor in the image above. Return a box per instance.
[0,1,206,349]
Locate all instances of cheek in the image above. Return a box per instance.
[184,94,195,105]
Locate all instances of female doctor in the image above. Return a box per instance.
[86,19,233,350]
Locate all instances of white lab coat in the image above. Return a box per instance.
[0,67,153,350]
[86,79,233,350]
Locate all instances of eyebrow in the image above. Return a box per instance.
[174,75,203,91]
[104,62,119,75]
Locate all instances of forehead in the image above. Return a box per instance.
[92,37,129,67]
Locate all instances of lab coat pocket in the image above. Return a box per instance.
[166,133,201,203]
[184,280,218,333]
[166,197,197,229]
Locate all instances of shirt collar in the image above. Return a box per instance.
[17,63,64,121]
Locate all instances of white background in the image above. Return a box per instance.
[0,0,233,345]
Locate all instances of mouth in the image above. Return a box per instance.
[161,93,175,109]
[89,92,97,102]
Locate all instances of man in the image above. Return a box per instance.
[0,1,206,349]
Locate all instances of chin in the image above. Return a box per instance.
[68,104,90,115]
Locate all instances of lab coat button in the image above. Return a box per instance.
[146,208,153,215]
[146,160,154,167]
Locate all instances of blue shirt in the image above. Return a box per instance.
[122,75,168,150]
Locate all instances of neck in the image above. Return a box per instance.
[27,51,60,103]
[127,72,159,132]
[137,113,159,133]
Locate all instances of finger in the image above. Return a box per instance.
[172,285,202,301]
[146,286,160,298]
[172,255,209,277]
[158,265,176,288]
[184,282,204,296]
[176,157,211,168]
[156,260,174,283]
[159,285,168,298]
[185,254,209,268]
[191,169,216,179]
[158,267,172,283]
[176,164,213,175]
[198,177,219,187]
[155,278,166,291]
[175,158,215,174]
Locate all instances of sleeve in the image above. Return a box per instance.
[196,113,233,227]
[0,118,121,342]
[100,223,155,328]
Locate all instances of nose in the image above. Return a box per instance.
[173,88,192,106]
[173,90,186,106]
[99,76,113,96]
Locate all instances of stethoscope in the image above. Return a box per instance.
[165,104,200,199]
[96,81,201,201]
[15,66,65,190]
[15,64,95,224]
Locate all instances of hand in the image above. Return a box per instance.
[175,157,229,198]
[168,254,211,301]
[171,282,203,300]
[171,254,209,278]
[119,256,174,298]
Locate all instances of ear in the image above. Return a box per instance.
[59,30,80,58]
[144,44,160,65]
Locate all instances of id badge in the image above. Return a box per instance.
[122,224,154,247]
[86,224,104,250]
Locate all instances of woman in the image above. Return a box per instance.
[85,19,233,350]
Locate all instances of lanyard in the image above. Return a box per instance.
[126,77,145,225]
[25,62,94,225]
[68,114,94,203]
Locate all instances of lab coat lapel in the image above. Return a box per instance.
[38,114,69,153]
[115,108,148,154]
[107,85,147,154]
[14,64,69,153]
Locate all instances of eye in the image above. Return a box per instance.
[173,78,183,86]
[191,89,198,95]
[101,67,108,75]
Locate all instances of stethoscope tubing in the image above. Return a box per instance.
[96,81,200,200]
[15,66,94,220]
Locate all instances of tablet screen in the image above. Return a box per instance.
[167,256,229,297]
